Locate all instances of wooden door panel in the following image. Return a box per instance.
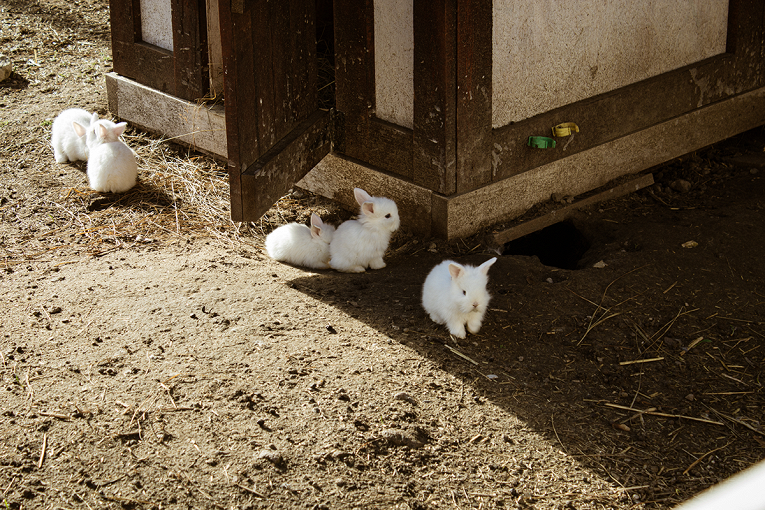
[221,0,330,222]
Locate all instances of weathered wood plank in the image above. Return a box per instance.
[268,0,290,138]
[240,110,332,221]
[217,0,243,219]
[365,120,413,181]
[455,0,492,193]
[206,0,224,98]
[413,0,456,194]
[251,0,276,152]
[287,0,317,123]
[333,0,373,161]
[130,43,175,94]
[106,73,227,158]
[490,174,654,246]
[171,0,208,101]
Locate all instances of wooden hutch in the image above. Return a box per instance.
[106,0,765,239]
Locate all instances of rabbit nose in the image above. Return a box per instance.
[472,302,479,308]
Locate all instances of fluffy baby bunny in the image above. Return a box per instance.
[329,187,400,273]
[265,213,336,269]
[86,119,138,193]
[422,257,497,338]
[50,108,99,163]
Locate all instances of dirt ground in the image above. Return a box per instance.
[1,1,764,509]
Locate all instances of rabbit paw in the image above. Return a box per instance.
[447,322,467,339]
[467,316,483,334]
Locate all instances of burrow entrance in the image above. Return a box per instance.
[502,221,592,270]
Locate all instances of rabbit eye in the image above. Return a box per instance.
[385,213,391,218]
[462,290,466,296]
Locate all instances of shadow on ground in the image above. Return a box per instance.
[288,129,765,506]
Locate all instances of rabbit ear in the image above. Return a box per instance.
[72,121,87,137]
[360,201,374,216]
[96,123,109,139]
[448,262,464,280]
[113,122,127,138]
[310,213,323,238]
[90,112,99,123]
[478,257,497,275]
[354,188,372,206]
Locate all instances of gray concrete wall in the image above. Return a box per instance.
[140,0,173,51]
[372,1,729,130]
[493,0,729,127]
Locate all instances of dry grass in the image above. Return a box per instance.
[2,131,264,269]
[0,125,350,270]
[63,132,251,249]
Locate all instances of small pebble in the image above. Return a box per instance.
[380,428,424,448]
[669,179,692,193]
[257,449,283,465]
[393,392,417,405]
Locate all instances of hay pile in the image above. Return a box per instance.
[1,128,304,269]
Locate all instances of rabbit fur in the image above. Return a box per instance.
[265,213,336,269]
[51,108,99,163]
[86,120,138,193]
[422,257,497,338]
[329,188,400,273]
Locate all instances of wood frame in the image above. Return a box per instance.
[490,0,764,181]
[110,0,209,102]
[220,0,331,222]
[333,0,763,195]
[334,0,493,196]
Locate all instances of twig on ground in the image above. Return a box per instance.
[681,336,705,356]
[708,408,765,437]
[235,483,266,499]
[444,344,479,366]
[619,357,664,365]
[683,443,731,475]
[604,403,724,426]
[38,433,47,468]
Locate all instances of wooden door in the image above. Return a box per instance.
[110,0,209,102]
[219,0,332,222]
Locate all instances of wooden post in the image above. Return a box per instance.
[413,0,457,195]
[455,0,493,193]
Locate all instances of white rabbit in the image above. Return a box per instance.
[329,187,400,273]
[50,108,99,163]
[265,213,336,269]
[85,120,138,193]
[422,257,497,338]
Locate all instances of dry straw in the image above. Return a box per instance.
[1,129,306,269]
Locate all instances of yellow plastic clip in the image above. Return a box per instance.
[552,122,580,137]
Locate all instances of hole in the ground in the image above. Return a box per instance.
[502,221,591,270]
